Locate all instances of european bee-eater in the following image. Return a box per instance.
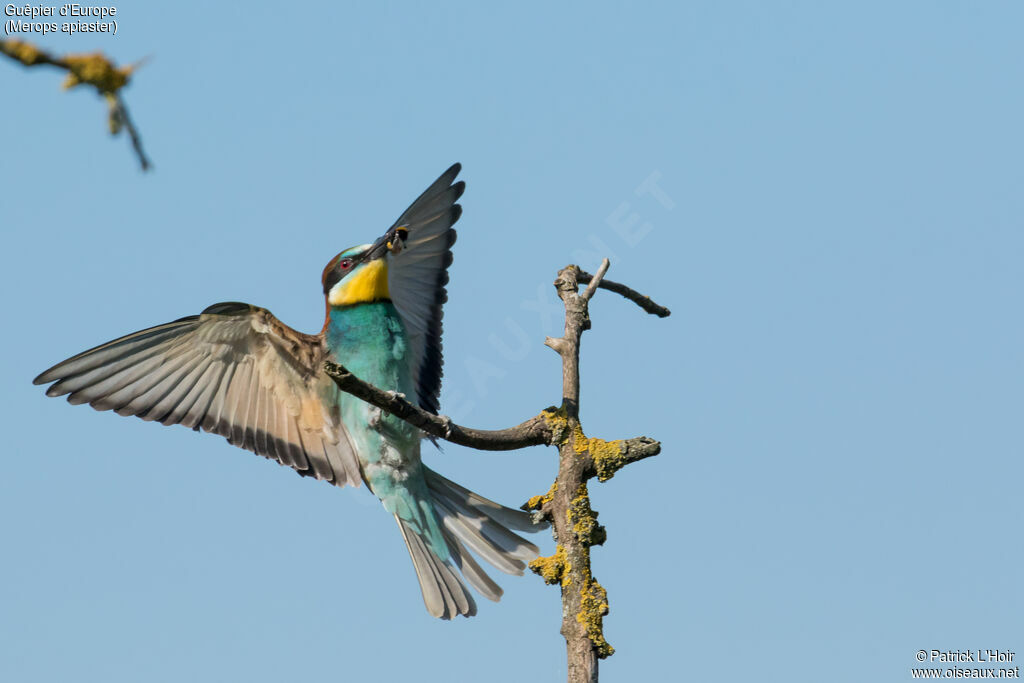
[33,163,543,618]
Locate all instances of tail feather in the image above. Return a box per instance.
[424,468,542,532]
[432,496,527,575]
[396,468,548,619]
[397,517,476,619]
[442,528,503,602]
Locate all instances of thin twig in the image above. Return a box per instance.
[577,267,671,317]
[581,258,610,302]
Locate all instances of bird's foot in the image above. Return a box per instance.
[440,415,454,439]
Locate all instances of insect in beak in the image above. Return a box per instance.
[387,226,409,255]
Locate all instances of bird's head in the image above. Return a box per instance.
[321,226,409,307]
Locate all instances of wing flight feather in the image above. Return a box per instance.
[34,302,362,487]
[386,163,463,414]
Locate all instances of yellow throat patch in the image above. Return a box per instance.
[328,259,390,307]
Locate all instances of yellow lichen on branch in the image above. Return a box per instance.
[566,482,613,657]
[567,483,606,546]
[61,52,133,92]
[1,38,43,65]
[541,406,571,444]
[578,576,614,658]
[1,39,133,93]
[589,437,631,482]
[532,409,621,659]
[0,37,150,170]
[550,404,632,484]
[529,545,569,586]
[524,481,558,511]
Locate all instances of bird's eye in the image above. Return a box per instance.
[339,258,353,270]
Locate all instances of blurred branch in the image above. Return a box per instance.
[0,38,151,170]
[325,258,668,683]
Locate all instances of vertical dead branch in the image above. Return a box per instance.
[526,259,640,683]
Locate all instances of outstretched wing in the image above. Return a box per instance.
[387,163,463,414]
[33,302,363,487]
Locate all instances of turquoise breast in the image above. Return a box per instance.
[326,301,417,462]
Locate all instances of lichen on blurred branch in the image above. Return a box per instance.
[0,38,151,171]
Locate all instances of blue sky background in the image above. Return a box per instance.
[2,2,1022,681]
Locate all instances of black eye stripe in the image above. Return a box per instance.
[323,267,342,294]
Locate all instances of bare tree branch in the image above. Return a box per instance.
[324,258,667,683]
[531,258,616,681]
[0,38,151,170]
[577,266,671,317]
[324,361,553,450]
[581,258,610,302]
[322,362,660,469]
